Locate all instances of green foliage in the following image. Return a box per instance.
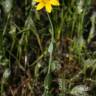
[1,0,96,96]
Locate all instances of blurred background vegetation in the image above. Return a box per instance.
[0,0,96,96]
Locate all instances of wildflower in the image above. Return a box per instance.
[34,0,60,13]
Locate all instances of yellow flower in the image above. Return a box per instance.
[34,0,60,13]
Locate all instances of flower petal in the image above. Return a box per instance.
[50,0,60,6]
[45,3,52,13]
[36,2,44,10]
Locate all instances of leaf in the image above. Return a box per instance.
[70,37,85,55]
[9,25,16,35]
[25,16,42,51]
[71,85,90,96]
[2,0,12,13]
[50,60,61,72]
[83,59,96,74]
[44,74,52,90]
[48,42,53,54]
[34,63,41,77]
[44,74,52,96]
[88,13,96,43]
[3,69,10,80]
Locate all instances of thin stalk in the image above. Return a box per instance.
[47,13,54,74]
[47,13,54,42]
[43,13,55,96]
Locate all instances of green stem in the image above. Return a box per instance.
[47,13,54,42]
[47,13,54,74]
[44,13,55,96]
